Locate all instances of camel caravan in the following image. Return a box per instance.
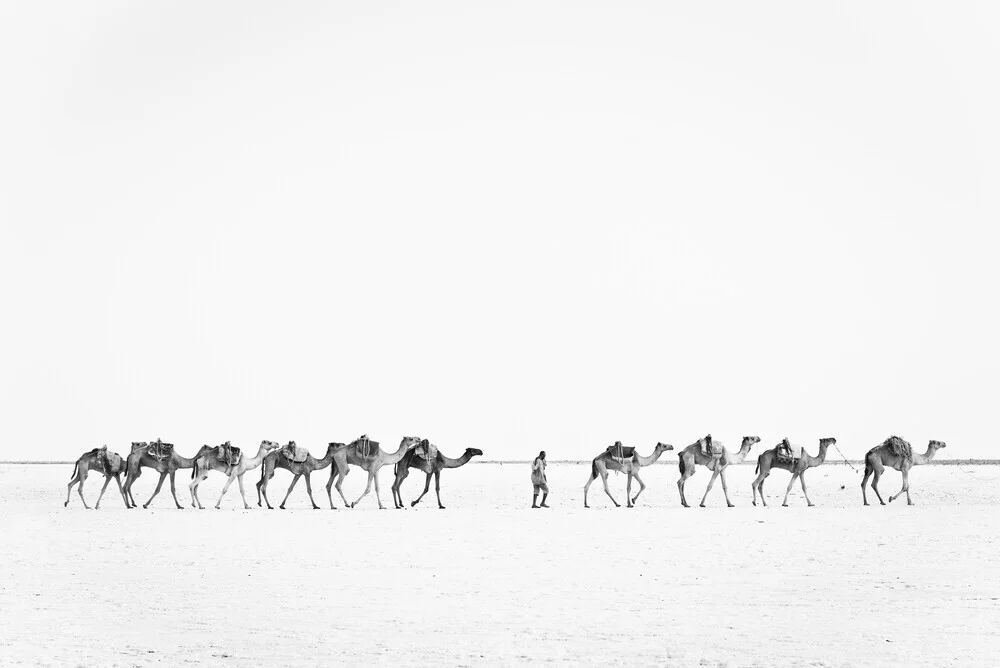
[66,434,946,510]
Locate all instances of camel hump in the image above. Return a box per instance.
[281,442,309,463]
[882,435,913,459]
[415,441,438,461]
[147,441,174,461]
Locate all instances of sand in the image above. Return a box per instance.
[1,461,998,667]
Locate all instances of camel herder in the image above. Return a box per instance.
[531,451,549,508]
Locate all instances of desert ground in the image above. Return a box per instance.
[1,460,998,667]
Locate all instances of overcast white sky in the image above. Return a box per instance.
[2,2,998,462]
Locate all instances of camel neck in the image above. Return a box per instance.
[441,453,472,469]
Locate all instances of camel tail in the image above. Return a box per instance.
[69,460,79,480]
[591,458,599,479]
[755,458,759,475]
[678,457,686,476]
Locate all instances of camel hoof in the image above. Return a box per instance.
[142,504,149,509]
[64,501,68,507]
[439,506,446,510]
[410,501,418,507]
[782,503,788,507]
[312,506,320,510]
[350,502,356,508]
[727,503,735,508]
[699,503,706,508]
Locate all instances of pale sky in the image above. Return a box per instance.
[2,2,998,461]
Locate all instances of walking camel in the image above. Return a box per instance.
[123,440,209,509]
[326,435,423,509]
[677,434,760,507]
[750,437,837,507]
[390,443,484,509]
[861,436,946,506]
[256,442,340,509]
[188,440,279,509]
[583,441,675,508]
[65,446,129,509]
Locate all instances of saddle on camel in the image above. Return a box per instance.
[413,439,437,461]
[280,441,309,463]
[355,434,380,460]
[147,439,174,461]
[775,438,802,463]
[214,441,242,472]
[89,446,124,474]
[606,441,636,466]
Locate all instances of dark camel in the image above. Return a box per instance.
[123,440,208,509]
[65,446,128,509]
[256,442,340,509]
[750,437,837,507]
[390,443,483,509]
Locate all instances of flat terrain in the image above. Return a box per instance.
[1,461,998,667]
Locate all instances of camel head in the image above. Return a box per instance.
[655,442,674,452]
[260,440,280,452]
[400,436,423,451]
[466,448,484,458]
[819,437,837,448]
[130,441,147,452]
[928,440,946,450]
[742,436,761,450]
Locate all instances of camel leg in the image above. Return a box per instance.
[94,474,113,509]
[372,471,387,510]
[216,472,237,509]
[412,472,432,507]
[583,473,596,508]
[799,470,814,507]
[750,468,766,506]
[280,474,302,509]
[600,471,620,508]
[871,468,887,505]
[189,469,208,509]
[677,457,693,507]
[168,471,183,509]
[351,472,375,508]
[257,466,275,509]
[630,470,648,506]
[304,473,320,509]
[392,467,410,509]
[142,472,168,508]
[626,474,633,508]
[759,475,769,506]
[65,464,81,507]
[433,470,444,509]
[325,465,340,510]
[333,471,352,508]
[74,469,91,509]
[719,468,735,507]
[699,469,719,507]
[782,473,799,506]
[112,474,128,508]
[124,467,140,508]
[861,466,872,506]
[889,468,913,505]
[236,474,251,509]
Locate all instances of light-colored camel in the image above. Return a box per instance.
[390,444,484,509]
[188,440,279,509]
[325,435,422,509]
[750,437,837,507]
[583,442,675,508]
[677,434,760,507]
[256,442,339,510]
[65,446,128,509]
[123,440,209,509]
[861,437,946,506]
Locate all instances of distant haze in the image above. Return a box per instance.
[2,2,998,461]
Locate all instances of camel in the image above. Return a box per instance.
[123,440,209,509]
[583,441,675,508]
[677,434,760,508]
[65,446,128,509]
[256,442,340,509]
[750,437,837,507]
[188,440,279,509]
[390,443,484,509]
[325,435,422,509]
[861,436,946,506]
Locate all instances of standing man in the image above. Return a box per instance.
[531,450,549,508]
